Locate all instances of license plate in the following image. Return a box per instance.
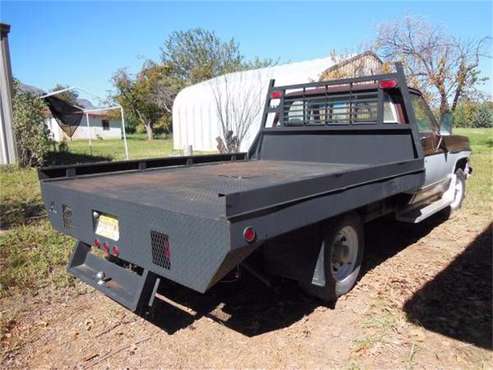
[95,214,119,241]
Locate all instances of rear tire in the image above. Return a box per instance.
[301,213,364,302]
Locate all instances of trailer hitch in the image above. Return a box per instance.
[68,241,160,314]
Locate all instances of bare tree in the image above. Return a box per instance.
[375,16,491,117]
[212,71,264,153]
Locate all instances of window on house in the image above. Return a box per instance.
[102,119,110,131]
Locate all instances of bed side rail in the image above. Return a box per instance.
[38,152,247,180]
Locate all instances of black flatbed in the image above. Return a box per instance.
[45,158,420,220]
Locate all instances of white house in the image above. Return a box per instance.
[46,111,123,142]
[172,52,383,152]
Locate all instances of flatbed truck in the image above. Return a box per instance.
[39,64,471,313]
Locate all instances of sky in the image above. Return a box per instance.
[1,1,492,101]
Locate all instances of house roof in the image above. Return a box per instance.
[321,51,383,75]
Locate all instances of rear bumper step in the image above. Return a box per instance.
[68,241,159,312]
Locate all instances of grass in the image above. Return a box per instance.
[67,134,179,161]
[455,128,493,212]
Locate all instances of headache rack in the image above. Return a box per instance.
[263,63,415,128]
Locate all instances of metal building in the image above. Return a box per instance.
[0,23,17,165]
[172,52,383,152]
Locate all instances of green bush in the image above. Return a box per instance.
[472,103,493,128]
[12,82,53,167]
[453,101,493,128]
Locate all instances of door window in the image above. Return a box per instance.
[410,94,437,133]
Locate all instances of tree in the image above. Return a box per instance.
[112,28,275,140]
[160,28,275,150]
[472,102,493,128]
[51,84,79,106]
[12,81,52,167]
[453,100,477,128]
[212,71,264,153]
[161,28,244,85]
[161,28,274,86]
[112,64,170,140]
[375,16,491,118]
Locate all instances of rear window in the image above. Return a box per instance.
[282,91,404,126]
[383,94,401,123]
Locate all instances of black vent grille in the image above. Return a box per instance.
[62,204,72,230]
[151,230,171,269]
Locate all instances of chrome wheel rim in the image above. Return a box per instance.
[450,175,464,209]
[329,226,358,282]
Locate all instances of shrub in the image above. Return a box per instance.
[453,101,476,128]
[12,82,53,167]
[472,103,493,128]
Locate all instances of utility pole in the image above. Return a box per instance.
[0,23,17,165]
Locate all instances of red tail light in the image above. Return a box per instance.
[94,239,101,248]
[102,242,110,254]
[111,245,120,257]
[379,79,398,89]
[243,226,256,243]
[271,91,283,99]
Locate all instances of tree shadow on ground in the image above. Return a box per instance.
[403,223,492,350]
[45,151,112,166]
[142,211,482,338]
[0,200,46,228]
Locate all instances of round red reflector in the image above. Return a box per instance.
[271,91,283,99]
[111,245,120,257]
[94,239,101,248]
[379,79,398,89]
[243,227,256,243]
[102,242,110,253]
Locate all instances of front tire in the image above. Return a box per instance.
[449,168,466,212]
[301,213,364,302]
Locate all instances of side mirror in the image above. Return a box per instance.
[440,112,453,135]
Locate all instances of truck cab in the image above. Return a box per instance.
[267,81,471,218]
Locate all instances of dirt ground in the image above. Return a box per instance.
[1,209,492,369]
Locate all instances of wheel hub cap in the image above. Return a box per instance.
[329,226,358,282]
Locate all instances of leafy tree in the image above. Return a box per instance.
[453,100,493,128]
[51,84,79,106]
[112,28,274,140]
[161,28,274,85]
[112,61,178,140]
[161,28,243,85]
[159,28,275,147]
[453,100,477,128]
[472,102,493,128]
[12,81,52,167]
[375,16,491,118]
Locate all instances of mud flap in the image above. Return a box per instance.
[68,241,160,314]
[300,242,336,303]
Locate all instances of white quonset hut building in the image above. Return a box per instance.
[172,52,383,152]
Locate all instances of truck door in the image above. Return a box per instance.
[410,93,451,189]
